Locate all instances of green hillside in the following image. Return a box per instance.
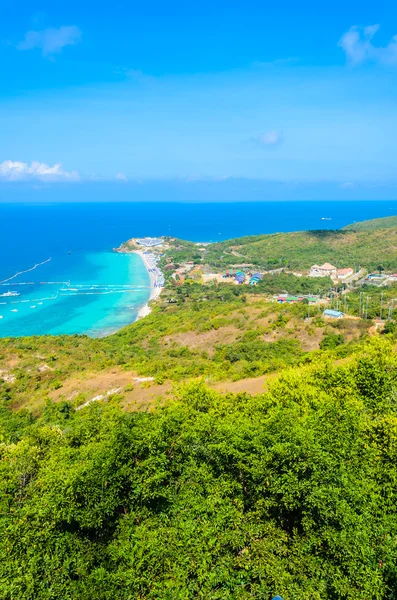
[343,215,397,231]
[2,337,397,599]
[203,227,397,271]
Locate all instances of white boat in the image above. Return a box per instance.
[0,315,3,319]
[11,309,18,312]
[30,305,36,309]
[0,291,20,298]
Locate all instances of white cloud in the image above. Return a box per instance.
[116,172,128,181]
[339,25,397,66]
[341,181,355,189]
[17,26,81,57]
[0,160,80,182]
[256,131,283,146]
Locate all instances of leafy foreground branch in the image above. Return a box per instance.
[1,337,397,599]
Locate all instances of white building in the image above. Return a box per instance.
[309,263,337,278]
[337,268,354,280]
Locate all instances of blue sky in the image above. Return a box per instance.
[1,1,397,200]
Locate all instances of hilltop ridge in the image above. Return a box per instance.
[342,215,397,231]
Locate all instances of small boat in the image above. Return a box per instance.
[30,305,36,309]
[0,291,20,298]
[38,302,43,305]
[321,217,332,221]
[11,309,18,312]
[0,315,3,319]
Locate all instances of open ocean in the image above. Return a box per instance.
[1,200,397,338]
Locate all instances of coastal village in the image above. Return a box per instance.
[116,235,397,322]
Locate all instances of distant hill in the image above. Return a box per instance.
[343,215,397,231]
[204,227,397,272]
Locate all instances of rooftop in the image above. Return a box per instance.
[324,309,344,317]
[136,238,163,247]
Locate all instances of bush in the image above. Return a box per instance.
[320,333,345,350]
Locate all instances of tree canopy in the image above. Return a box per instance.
[1,337,397,598]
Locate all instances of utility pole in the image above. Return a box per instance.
[380,292,384,321]
[388,299,395,321]
[359,291,363,318]
[366,296,370,319]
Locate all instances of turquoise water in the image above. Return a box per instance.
[2,200,397,338]
[0,250,150,338]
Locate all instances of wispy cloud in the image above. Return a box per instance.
[0,160,80,181]
[341,181,355,189]
[17,25,81,57]
[339,25,397,66]
[116,172,128,181]
[115,67,154,83]
[255,130,283,147]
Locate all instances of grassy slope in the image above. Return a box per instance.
[0,286,372,412]
[343,215,397,231]
[203,228,397,271]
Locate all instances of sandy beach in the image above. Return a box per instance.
[135,250,163,320]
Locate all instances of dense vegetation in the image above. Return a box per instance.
[153,218,397,272]
[203,228,397,272]
[343,215,397,232]
[1,337,397,598]
[252,272,332,295]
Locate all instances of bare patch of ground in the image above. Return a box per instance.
[50,368,135,403]
[163,325,240,355]
[212,375,269,396]
[49,367,172,412]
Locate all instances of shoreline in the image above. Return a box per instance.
[133,250,163,320]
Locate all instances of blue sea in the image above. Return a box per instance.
[1,200,397,338]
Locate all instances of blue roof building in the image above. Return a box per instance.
[323,309,344,318]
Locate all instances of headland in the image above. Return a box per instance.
[114,237,166,320]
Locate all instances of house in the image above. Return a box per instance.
[367,273,385,280]
[222,269,237,278]
[277,294,317,304]
[249,272,263,285]
[337,268,354,280]
[309,263,337,278]
[234,271,246,284]
[323,309,344,319]
[277,295,302,303]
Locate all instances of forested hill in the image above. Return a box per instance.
[342,215,397,231]
[204,224,397,271]
[2,337,397,598]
